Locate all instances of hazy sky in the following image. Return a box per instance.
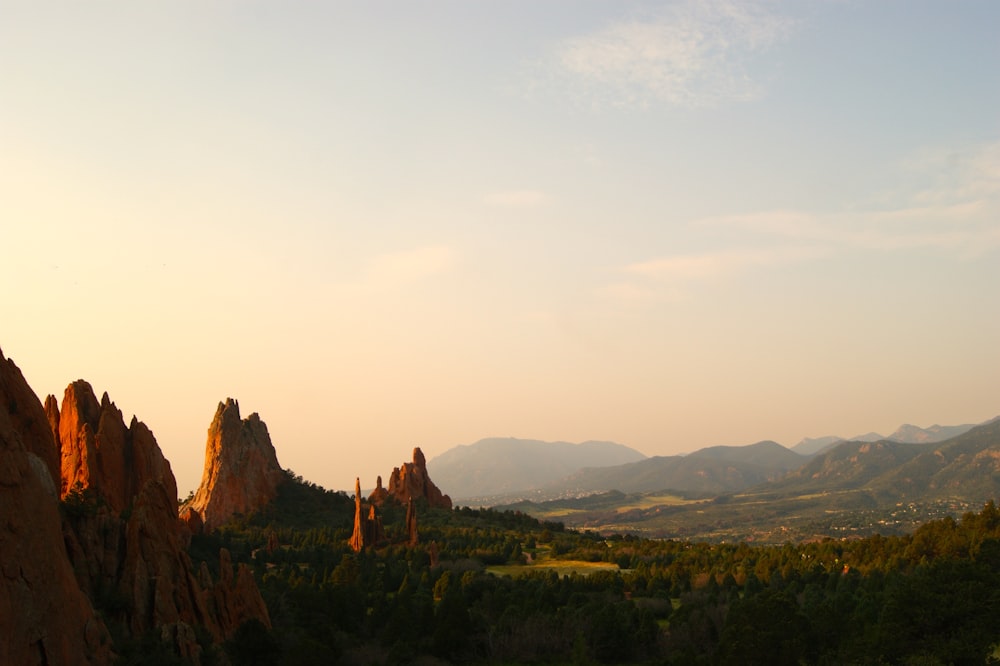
[3,1,998,496]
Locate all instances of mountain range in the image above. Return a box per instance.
[490,418,1000,542]
[430,421,991,504]
[427,437,645,501]
[791,422,981,455]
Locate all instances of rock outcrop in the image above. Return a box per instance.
[56,380,177,515]
[369,474,389,505]
[199,548,272,642]
[47,377,272,661]
[185,399,286,531]
[0,348,112,665]
[405,497,418,547]
[350,447,448,551]
[350,478,385,552]
[0,352,61,488]
[382,447,452,509]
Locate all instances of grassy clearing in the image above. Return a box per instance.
[487,560,619,578]
[612,493,698,512]
[525,507,591,519]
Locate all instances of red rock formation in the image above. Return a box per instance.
[179,504,204,539]
[199,549,271,640]
[368,474,389,505]
[55,380,176,515]
[0,348,112,665]
[349,478,385,552]
[116,479,218,642]
[0,352,61,488]
[50,380,272,660]
[383,447,452,509]
[185,399,286,531]
[405,496,418,547]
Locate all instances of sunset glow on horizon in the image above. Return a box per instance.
[2,1,998,495]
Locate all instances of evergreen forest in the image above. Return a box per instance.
[116,471,1000,665]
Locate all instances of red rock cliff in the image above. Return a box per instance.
[0,348,112,665]
[186,398,286,531]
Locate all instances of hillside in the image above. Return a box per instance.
[870,420,1000,500]
[426,437,646,501]
[769,439,929,496]
[501,422,1000,543]
[544,440,806,496]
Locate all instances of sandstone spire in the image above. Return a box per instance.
[406,496,418,547]
[350,478,385,552]
[369,474,389,505]
[349,478,364,552]
[186,399,286,531]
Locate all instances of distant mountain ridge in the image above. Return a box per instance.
[552,441,806,496]
[743,419,1000,509]
[429,419,994,505]
[791,422,982,456]
[426,438,646,501]
[496,418,1000,542]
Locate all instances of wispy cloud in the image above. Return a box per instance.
[549,0,795,109]
[626,245,826,281]
[599,244,823,306]
[363,245,456,290]
[604,139,1000,305]
[484,190,549,208]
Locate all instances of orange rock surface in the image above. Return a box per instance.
[186,399,286,531]
[54,380,177,515]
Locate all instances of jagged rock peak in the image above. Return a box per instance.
[0,348,61,488]
[0,349,113,665]
[186,398,286,531]
[382,446,452,510]
[53,379,177,515]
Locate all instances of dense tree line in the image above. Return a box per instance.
[179,479,1000,665]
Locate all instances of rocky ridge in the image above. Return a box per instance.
[0,346,272,664]
[0,348,112,665]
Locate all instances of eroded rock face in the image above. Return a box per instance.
[0,348,112,666]
[384,447,452,509]
[0,352,61,488]
[204,548,272,637]
[186,399,286,531]
[50,380,272,661]
[55,380,177,515]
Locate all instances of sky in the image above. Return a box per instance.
[2,0,999,496]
